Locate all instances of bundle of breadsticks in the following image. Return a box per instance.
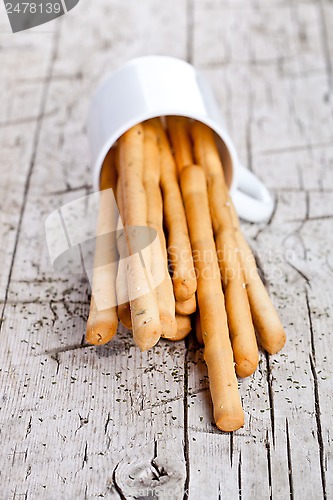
[86,116,286,432]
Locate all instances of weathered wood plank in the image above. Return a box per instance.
[187,0,333,498]
[0,301,187,498]
[0,30,55,302]
[0,0,333,498]
[0,1,190,499]
[306,289,333,498]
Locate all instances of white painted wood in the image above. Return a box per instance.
[0,0,333,498]
[0,30,55,301]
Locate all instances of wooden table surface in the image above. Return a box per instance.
[1,0,332,498]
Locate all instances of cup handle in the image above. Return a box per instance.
[231,164,274,223]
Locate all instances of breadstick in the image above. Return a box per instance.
[151,119,197,302]
[166,116,193,171]
[191,121,285,355]
[191,121,258,377]
[216,229,258,376]
[118,124,162,351]
[195,311,203,345]
[175,294,196,316]
[143,120,177,339]
[180,164,244,432]
[86,148,119,345]
[170,314,192,341]
[115,180,132,330]
[229,203,286,354]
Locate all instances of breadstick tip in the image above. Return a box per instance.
[235,355,259,378]
[160,313,178,339]
[262,328,286,354]
[86,311,118,346]
[134,320,162,352]
[216,412,245,433]
[173,279,197,303]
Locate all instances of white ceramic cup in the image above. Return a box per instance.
[87,55,274,223]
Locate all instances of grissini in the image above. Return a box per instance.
[166,116,193,171]
[143,120,177,339]
[229,202,286,354]
[152,118,197,302]
[86,148,119,345]
[191,120,285,355]
[180,164,244,432]
[191,121,258,377]
[118,124,162,351]
[175,294,196,316]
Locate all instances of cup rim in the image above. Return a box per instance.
[89,55,240,193]
[92,113,239,193]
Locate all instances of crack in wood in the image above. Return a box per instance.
[309,354,327,500]
[25,416,32,440]
[150,440,168,481]
[0,108,58,128]
[48,183,92,196]
[49,299,59,328]
[188,424,255,439]
[258,140,333,156]
[282,192,311,284]
[50,351,61,375]
[305,290,316,363]
[286,418,294,500]
[183,337,190,499]
[252,248,269,289]
[319,0,333,93]
[112,462,128,500]
[265,352,276,447]
[265,430,273,500]
[283,229,307,262]
[104,412,111,435]
[12,487,29,500]
[75,413,90,434]
[285,262,311,286]
[45,343,91,355]
[238,451,242,500]
[291,214,333,222]
[246,84,254,173]
[82,441,88,469]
